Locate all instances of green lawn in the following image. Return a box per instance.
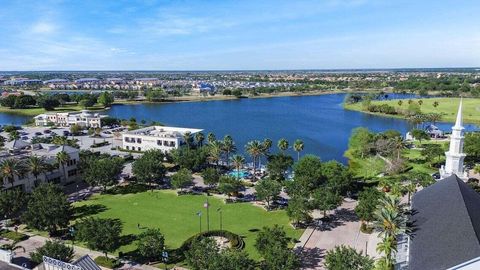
[0,104,106,116]
[73,190,303,260]
[344,97,480,124]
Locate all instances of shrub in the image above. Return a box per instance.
[0,229,29,242]
[94,256,122,269]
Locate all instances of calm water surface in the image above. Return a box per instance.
[1,94,477,163]
[106,94,478,163]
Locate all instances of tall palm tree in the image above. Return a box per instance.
[245,140,262,181]
[230,154,245,180]
[405,181,417,206]
[376,236,397,269]
[222,135,236,167]
[183,131,193,149]
[277,138,289,153]
[391,136,405,160]
[262,138,273,155]
[208,141,223,168]
[207,132,216,145]
[0,159,24,187]
[195,132,205,147]
[293,139,304,161]
[56,151,70,182]
[26,156,48,187]
[373,198,408,241]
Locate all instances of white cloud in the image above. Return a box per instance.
[30,21,57,34]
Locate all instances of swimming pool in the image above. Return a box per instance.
[228,169,250,179]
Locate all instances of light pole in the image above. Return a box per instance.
[217,208,223,232]
[162,250,169,270]
[196,211,202,233]
[204,198,210,232]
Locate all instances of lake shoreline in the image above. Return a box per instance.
[0,89,369,117]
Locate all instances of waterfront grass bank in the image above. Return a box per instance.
[344,97,480,124]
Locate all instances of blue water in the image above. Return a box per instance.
[1,94,477,163]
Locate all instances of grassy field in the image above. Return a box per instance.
[73,190,303,260]
[0,104,106,117]
[344,97,480,124]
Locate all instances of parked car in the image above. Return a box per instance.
[21,136,29,140]
[63,130,70,136]
[35,132,42,136]
[43,129,52,134]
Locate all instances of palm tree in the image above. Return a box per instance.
[391,137,405,160]
[262,138,273,154]
[56,151,70,182]
[195,132,205,147]
[433,101,439,108]
[405,181,417,206]
[231,154,245,180]
[222,135,236,167]
[208,141,223,168]
[427,113,442,125]
[26,156,48,187]
[373,195,408,241]
[293,139,304,161]
[183,131,193,149]
[0,159,24,187]
[376,236,397,269]
[245,140,262,181]
[277,138,289,153]
[207,132,216,145]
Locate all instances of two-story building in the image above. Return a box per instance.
[1,140,81,192]
[122,126,203,153]
[34,110,106,128]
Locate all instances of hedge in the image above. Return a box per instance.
[94,256,122,269]
[169,230,244,263]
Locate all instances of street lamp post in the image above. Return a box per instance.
[162,250,169,270]
[196,211,202,233]
[204,198,210,232]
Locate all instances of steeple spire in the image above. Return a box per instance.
[453,98,463,129]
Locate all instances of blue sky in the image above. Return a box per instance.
[0,0,479,70]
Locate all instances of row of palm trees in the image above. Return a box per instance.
[0,151,70,188]
[373,194,409,269]
[183,131,306,181]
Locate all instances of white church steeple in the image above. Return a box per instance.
[440,98,468,180]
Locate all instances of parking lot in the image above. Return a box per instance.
[0,125,141,158]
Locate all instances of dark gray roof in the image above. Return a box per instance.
[73,255,101,270]
[409,175,480,270]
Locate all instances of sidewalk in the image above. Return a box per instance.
[294,200,381,270]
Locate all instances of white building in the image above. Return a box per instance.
[122,126,203,153]
[1,141,80,192]
[34,110,106,128]
[439,99,468,180]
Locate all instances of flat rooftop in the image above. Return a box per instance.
[124,126,203,138]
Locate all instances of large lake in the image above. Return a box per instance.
[1,94,477,163]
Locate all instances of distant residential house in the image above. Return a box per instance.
[34,110,106,128]
[3,79,42,86]
[406,175,480,270]
[1,142,80,192]
[425,124,444,138]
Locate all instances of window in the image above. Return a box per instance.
[157,140,162,146]
[137,138,142,143]
[68,169,77,176]
[138,147,141,151]
[124,137,130,142]
[126,146,129,150]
